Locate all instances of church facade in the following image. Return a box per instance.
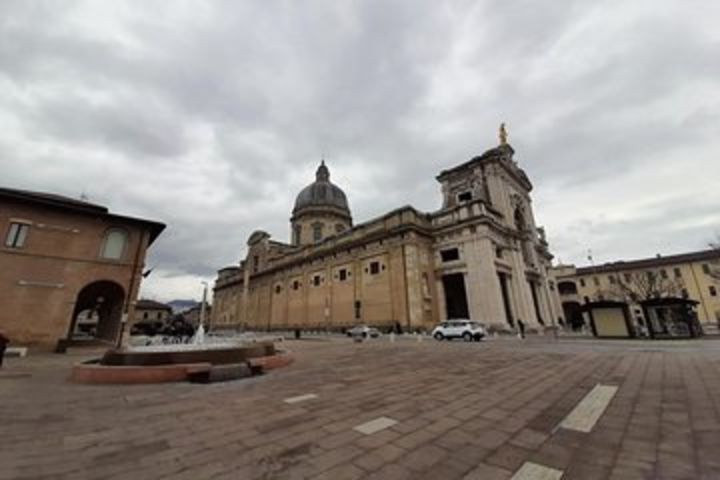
[211,139,558,333]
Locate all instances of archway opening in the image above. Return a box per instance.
[68,281,125,343]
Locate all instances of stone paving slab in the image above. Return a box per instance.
[2,337,720,479]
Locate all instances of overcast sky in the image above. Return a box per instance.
[2,1,719,301]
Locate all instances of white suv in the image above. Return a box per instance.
[346,325,381,338]
[432,320,485,342]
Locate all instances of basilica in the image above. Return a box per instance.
[211,134,558,333]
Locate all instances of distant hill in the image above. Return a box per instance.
[167,299,198,313]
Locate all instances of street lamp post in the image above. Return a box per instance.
[200,281,208,330]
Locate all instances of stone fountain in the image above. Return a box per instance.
[70,324,292,384]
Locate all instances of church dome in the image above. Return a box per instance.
[292,161,350,217]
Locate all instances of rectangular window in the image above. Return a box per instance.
[579,278,586,287]
[457,191,472,202]
[5,222,29,248]
[338,269,347,281]
[624,273,632,283]
[702,264,711,274]
[674,267,682,278]
[313,275,321,287]
[101,229,127,259]
[369,261,380,275]
[608,275,616,284]
[710,286,717,297]
[593,277,600,286]
[440,248,460,262]
[681,288,689,298]
[660,269,667,279]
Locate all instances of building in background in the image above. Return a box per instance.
[183,303,211,327]
[0,187,164,350]
[213,134,557,333]
[551,249,720,335]
[133,299,173,324]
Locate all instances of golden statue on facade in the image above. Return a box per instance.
[499,122,508,145]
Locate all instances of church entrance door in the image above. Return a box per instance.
[442,273,470,319]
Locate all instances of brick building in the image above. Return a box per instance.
[0,187,164,350]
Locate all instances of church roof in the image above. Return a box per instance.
[292,161,351,216]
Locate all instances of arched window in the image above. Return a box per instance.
[293,225,302,245]
[312,223,323,242]
[101,228,128,259]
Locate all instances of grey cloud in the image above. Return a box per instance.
[0,0,718,300]
[26,94,189,158]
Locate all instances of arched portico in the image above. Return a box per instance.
[67,280,125,344]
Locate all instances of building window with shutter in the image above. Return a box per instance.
[5,222,30,248]
[100,228,128,259]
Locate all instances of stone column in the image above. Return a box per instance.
[467,237,506,324]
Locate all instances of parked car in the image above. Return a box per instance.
[431,320,485,341]
[347,325,381,338]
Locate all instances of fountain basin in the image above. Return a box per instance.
[70,342,292,384]
[101,342,274,366]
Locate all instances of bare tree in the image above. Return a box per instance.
[600,270,684,303]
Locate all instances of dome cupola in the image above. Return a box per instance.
[290,161,352,246]
[292,161,350,215]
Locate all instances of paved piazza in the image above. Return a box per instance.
[3,337,720,479]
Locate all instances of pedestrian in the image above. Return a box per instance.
[517,320,525,339]
[0,331,9,368]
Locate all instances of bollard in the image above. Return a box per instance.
[389,332,395,343]
[417,333,423,343]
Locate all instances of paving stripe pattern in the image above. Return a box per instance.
[2,338,720,479]
[511,461,564,480]
[558,384,618,433]
[283,393,318,404]
[353,417,398,435]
